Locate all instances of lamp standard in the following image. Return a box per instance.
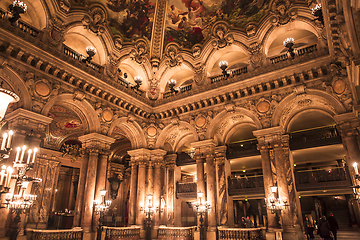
[219,61,230,78]
[283,38,295,58]
[93,189,111,240]
[192,192,210,240]
[140,194,162,240]
[351,163,360,200]
[265,186,289,228]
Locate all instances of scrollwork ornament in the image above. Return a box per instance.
[271,0,296,26]
[213,23,232,49]
[165,44,183,67]
[130,41,148,64]
[82,7,106,35]
[194,65,206,86]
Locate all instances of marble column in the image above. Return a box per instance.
[165,154,177,226]
[128,149,151,226]
[3,109,53,233]
[128,160,138,225]
[146,162,154,200]
[81,150,99,232]
[73,153,89,227]
[258,143,276,228]
[78,133,114,232]
[215,145,234,227]
[151,149,167,227]
[335,113,360,225]
[205,146,217,230]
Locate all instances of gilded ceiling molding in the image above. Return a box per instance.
[81,5,107,36]
[150,0,167,67]
[108,117,147,149]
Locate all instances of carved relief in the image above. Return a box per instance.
[194,65,206,86]
[270,0,297,26]
[248,43,264,69]
[82,7,106,35]
[165,44,183,67]
[130,40,148,64]
[246,24,257,37]
[212,23,233,49]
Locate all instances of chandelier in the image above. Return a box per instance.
[219,61,230,78]
[168,79,178,94]
[0,85,19,122]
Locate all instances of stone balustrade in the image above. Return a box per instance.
[218,227,264,240]
[101,226,141,240]
[158,226,196,240]
[26,228,83,240]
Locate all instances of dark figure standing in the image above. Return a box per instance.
[304,216,315,239]
[327,213,339,240]
[317,216,332,240]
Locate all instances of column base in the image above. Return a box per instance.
[194,230,200,240]
[82,225,92,233]
[283,226,302,240]
[206,229,216,239]
[266,228,283,240]
[151,226,159,239]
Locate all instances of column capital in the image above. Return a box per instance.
[127,148,151,163]
[190,139,217,149]
[78,133,115,151]
[253,127,289,148]
[150,149,167,163]
[334,111,360,126]
[5,108,53,138]
[165,154,176,166]
[253,126,284,139]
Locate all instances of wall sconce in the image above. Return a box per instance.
[131,76,143,91]
[8,0,27,24]
[192,192,210,240]
[82,46,97,63]
[168,79,178,94]
[312,4,324,25]
[283,38,295,58]
[219,61,230,78]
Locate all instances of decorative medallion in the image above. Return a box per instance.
[333,79,346,94]
[35,81,51,97]
[102,109,114,122]
[257,100,270,113]
[195,115,206,128]
[147,126,157,137]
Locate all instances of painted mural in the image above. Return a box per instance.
[72,0,156,41]
[165,0,271,48]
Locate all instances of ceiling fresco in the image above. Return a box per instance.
[165,0,271,48]
[47,105,87,144]
[71,0,156,41]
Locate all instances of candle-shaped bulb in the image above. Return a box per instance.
[354,162,359,175]
[15,147,21,163]
[5,166,13,188]
[32,148,38,163]
[20,145,27,163]
[26,149,33,164]
[0,165,5,186]
[6,130,13,149]
[1,133,8,150]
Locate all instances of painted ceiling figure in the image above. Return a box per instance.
[169,5,188,25]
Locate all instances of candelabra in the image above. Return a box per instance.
[5,181,37,240]
[219,61,230,78]
[192,192,210,240]
[82,46,97,63]
[140,194,162,240]
[8,0,27,24]
[168,79,178,94]
[94,190,111,240]
[131,76,143,91]
[265,186,289,228]
[352,163,360,201]
[312,4,324,25]
[283,38,295,58]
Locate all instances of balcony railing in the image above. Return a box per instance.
[227,139,260,159]
[218,227,264,240]
[228,175,264,196]
[269,44,318,65]
[26,228,83,240]
[210,66,248,84]
[158,226,196,240]
[289,125,341,150]
[163,84,193,99]
[176,182,197,199]
[63,45,103,73]
[294,166,351,191]
[18,21,40,37]
[101,226,140,240]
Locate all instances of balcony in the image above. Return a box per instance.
[163,84,193,99]
[227,139,260,159]
[294,166,352,191]
[289,125,342,150]
[228,175,264,196]
[176,182,197,199]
